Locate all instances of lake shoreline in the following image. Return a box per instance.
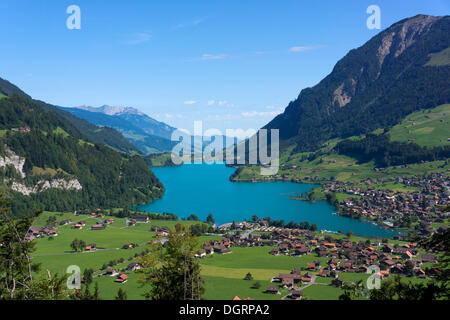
[140,163,401,238]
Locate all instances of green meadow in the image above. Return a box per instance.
[389,104,450,147]
[30,211,418,300]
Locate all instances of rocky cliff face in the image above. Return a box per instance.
[0,148,26,178]
[10,179,82,196]
[1,147,82,196]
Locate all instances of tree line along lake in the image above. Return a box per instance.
[139,163,400,238]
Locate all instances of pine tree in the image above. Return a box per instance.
[115,288,127,300]
[139,223,204,300]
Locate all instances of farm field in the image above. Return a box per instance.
[389,104,450,147]
[30,211,427,300]
[31,211,217,275]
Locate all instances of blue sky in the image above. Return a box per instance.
[0,0,448,133]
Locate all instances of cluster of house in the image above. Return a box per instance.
[100,262,142,284]
[127,216,150,226]
[325,174,449,233]
[25,226,58,241]
[266,268,315,299]
[255,226,443,299]
[150,225,170,237]
[269,227,438,277]
[196,239,234,258]
[10,126,31,133]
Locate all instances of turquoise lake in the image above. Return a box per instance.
[139,163,400,238]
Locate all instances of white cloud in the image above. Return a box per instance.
[207,100,215,106]
[241,109,283,118]
[288,45,322,53]
[216,100,235,108]
[184,100,198,105]
[201,53,228,60]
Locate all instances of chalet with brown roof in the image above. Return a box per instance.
[307,262,316,271]
[282,278,294,288]
[115,273,128,283]
[317,249,328,257]
[204,246,214,255]
[126,262,141,271]
[415,268,426,278]
[293,246,309,256]
[91,223,104,231]
[105,267,118,277]
[290,289,302,300]
[402,250,413,260]
[216,247,232,255]
[318,269,329,277]
[270,248,280,256]
[421,254,437,263]
[59,219,72,226]
[331,278,344,287]
[85,243,96,251]
[195,250,207,258]
[156,230,169,237]
[265,286,280,294]
[130,216,149,223]
[43,227,57,236]
[122,242,134,249]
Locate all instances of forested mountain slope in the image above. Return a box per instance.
[0,88,164,217]
[264,15,450,153]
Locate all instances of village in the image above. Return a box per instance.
[23,200,447,300]
[323,173,450,234]
[195,219,444,300]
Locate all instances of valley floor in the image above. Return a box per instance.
[29,211,441,300]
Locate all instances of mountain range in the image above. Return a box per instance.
[0,79,164,216]
[58,105,177,154]
[264,14,450,153]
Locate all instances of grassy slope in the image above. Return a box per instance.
[425,46,450,67]
[389,104,450,147]
[31,212,214,272]
[143,152,175,167]
[234,104,450,183]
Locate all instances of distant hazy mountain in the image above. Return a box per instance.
[59,105,177,154]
